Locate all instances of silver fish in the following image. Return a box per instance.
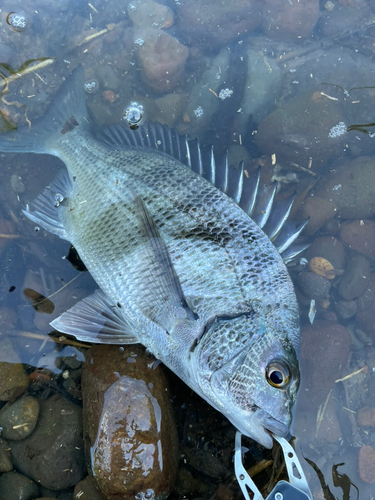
[0,67,308,448]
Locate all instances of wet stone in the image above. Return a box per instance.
[10,394,85,490]
[127,0,174,29]
[314,156,375,220]
[82,345,179,500]
[335,300,357,320]
[73,476,105,500]
[0,395,40,440]
[134,28,189,92]
[0,471,39,500]
[0,339,29,402]
[255,90,347,171]
[356,274,375,339]
[0,438,13,472]
[177,0,262,49]
[261,0,320,41]
[297,271,331,301]
[357,407,375,427]
[339,219,375,259]
[303,236,347,270]
[358,445,375,483]
[337,254,370,301]
[299,321,351,411]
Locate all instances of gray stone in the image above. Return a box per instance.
[73,476,105,500]
[10,394,85,490]
[0,438,13,472]
[0,395,39,440]
[0,471,39,500]
[297,271,331,301]
[335,300,357,320]
[337,255,370,301]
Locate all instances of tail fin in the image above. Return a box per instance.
[0,65,88,155]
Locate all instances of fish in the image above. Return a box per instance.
[0,66,308,449]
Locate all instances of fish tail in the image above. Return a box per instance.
[0,65,88,155]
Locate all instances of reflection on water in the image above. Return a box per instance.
[0,0,375,498]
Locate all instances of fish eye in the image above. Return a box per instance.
[266,359,291,388]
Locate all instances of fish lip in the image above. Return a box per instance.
[262,413,290,439]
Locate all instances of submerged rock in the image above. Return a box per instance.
[0,395,39,441]
[134,28,189,92]
[298,321,351,411]
[261,0,320,41]
[314,156,375,220]
[0,339,29,402]
[255,90,347,171]
[10,394,85,490]
[358,445,375,483]
[356,274,375,340]
[82,345,179,500]
[0,471,39,500]
[337,254,370,301]
[177,0,262,49]
[339,220,375,259]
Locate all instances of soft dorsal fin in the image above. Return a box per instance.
[98,122,308,262]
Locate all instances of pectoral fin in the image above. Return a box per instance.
[132,194,197,331]
[50,289,140,344]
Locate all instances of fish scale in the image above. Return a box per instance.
[0,66,304,449]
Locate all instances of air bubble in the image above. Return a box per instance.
[7,12,27,32]
[123,102,144,130]
[218,88,233,100]
[134,38,145,46]
[54,193,64,208]
[194,106,203,118]
[84,79,99,94]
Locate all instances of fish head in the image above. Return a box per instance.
[203,316,300,449]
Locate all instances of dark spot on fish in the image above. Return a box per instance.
[9,285,15,292]
[61,116,79,134]
[117,302,122,308]
[73,176,76,181]
[24,288,55,314]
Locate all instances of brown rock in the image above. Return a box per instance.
[357,275,375,339]
[299,321,351,411]
[357,406,375,427]
[135,28,189,92]
[261,0,320,41]
[177,0,262,49]
[297,196,338,236]
[339,219,375,259]
[303,236,347,270]
[358,445,375,483]
[315,398,342,443]
[82,345,179,500]
[128,0,174,29]
[0,339,29,402]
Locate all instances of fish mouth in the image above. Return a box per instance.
[233,408,290,449]
[263,413,291,440]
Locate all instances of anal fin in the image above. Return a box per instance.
[50,289,140,344]
[23,169,73,240]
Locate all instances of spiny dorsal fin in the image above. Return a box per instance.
[98,122,308,262]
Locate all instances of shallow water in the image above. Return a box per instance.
[1,0,375,498]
